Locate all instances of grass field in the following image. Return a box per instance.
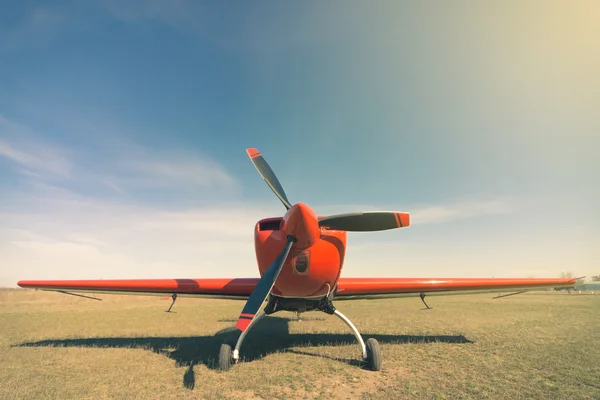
[1,289,599,399]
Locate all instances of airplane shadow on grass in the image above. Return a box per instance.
[16,316,473,390]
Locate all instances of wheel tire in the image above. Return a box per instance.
[218,343,233,371]
[365,338,382,371]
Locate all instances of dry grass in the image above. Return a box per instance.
[1,289,599,399]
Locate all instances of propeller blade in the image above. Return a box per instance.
[246,148,292,210]
[318,211,410,232]
[235,236,295,331]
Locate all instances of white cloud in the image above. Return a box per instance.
[1,117,592,287]
[0,139,71,178]
[410,199,513,224]
[0,116,72,178]
[2,187,596,287]
[0,116,238,199]
[0,116,257,287]
[0,188,281,286]
[312,199,513,226]
[126,158,236,189]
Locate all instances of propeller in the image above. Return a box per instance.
[238,148,410,332]
[246,148,292,210]
[235,236,295,332]
[318,211,410,231]
[236,148,296,332]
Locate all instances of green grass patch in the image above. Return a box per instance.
[1,289,599,399]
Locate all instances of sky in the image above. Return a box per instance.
[1,1,598,287]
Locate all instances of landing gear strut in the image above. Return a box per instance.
[420,292,432,309]
[233,310,265,363]
[218,296,382,371]
[318,295,381,370]
[218,310,266,371]
[332,309,367,359]
[166,294,177,312]
[331,308,381,371]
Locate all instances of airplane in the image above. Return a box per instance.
[18,148,577,371]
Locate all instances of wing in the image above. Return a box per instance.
[17,278,259,300]
[18,277,577,301]
[334,277,577,300]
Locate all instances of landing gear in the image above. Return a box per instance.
[365,338,382,371]
[219,309,268,370]
[219,295,383,371]
[332,309,367,360]
[166,294,177,312]
[420,292,431,309]
[218,343,233,371]
[332,309,382,371]
[231,310,266,365]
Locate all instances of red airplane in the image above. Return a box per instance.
[18,148,576,371]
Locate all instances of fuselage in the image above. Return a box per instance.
[254,203,347,298]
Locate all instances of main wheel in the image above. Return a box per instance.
[365,338,382,371]
[218,343,233,371]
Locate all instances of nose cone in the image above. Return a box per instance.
[283,203,320,248]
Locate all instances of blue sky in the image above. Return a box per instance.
[1,2,598,286]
